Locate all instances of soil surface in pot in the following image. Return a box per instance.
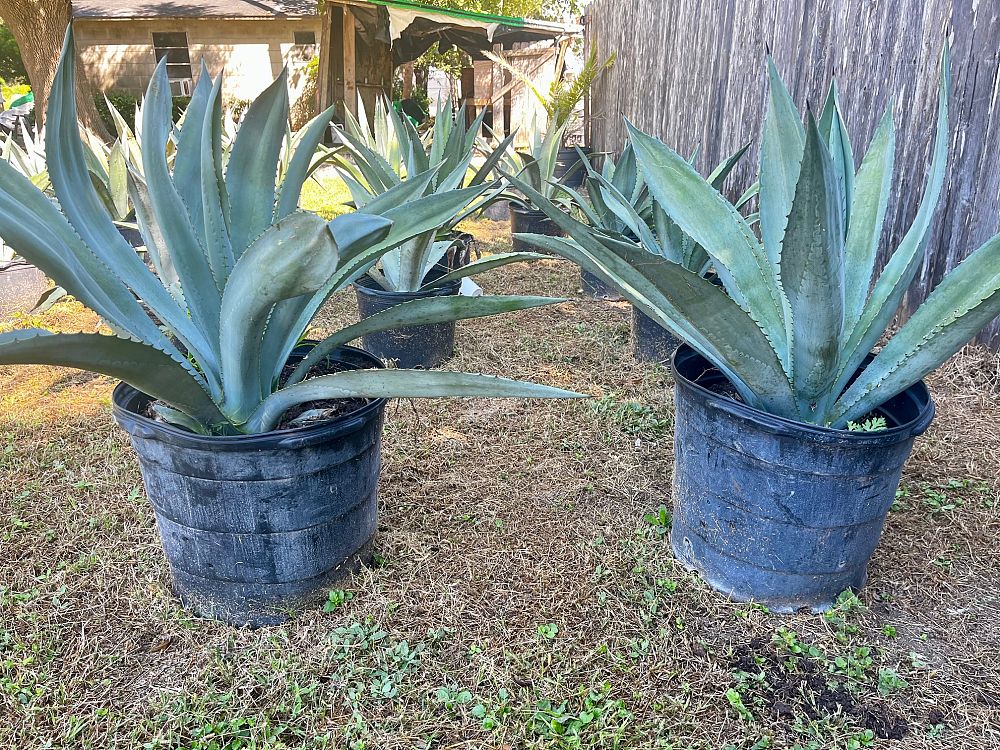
[140,358,371,432]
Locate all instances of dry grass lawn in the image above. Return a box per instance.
[1,219,999,749]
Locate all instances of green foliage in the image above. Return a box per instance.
[589,393,671,439]
[514,48,1000,429]
[642,504,672,534]
[417,0,585,21]
[536,622,558,639]
[846,415,887,432]
[548,50,616,128]
[94,91,190,134]
[323,588,354,612]
[0,22,26,83]
[0,31,580,435]
[94,92,139,134]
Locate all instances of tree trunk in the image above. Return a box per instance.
[1,0,107,136]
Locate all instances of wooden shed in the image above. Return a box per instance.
[72,0,578,135]
[315,0,579,134]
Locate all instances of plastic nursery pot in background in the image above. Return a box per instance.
[112,345,387,628]
[355,274,461,369]
[580,267,623,301]
[0,260,48,320]
[631,305,681,363]
[553,146,593,189]
[354,234,471,369]
[509,202,563,254]
[669,345,935,613]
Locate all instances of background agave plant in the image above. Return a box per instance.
[331,96,541,292]
[514,49,1000,429]
[0,30,580,435]
[561,142,750,277]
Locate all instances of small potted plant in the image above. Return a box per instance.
[488,49,615,251]
[562,141,748,362]
[511,50,1000,611]
[331,96,547,368]
[0,31,581,627]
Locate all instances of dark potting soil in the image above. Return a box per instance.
[142,359,371,433]
[274,357,370,430]
[728,639,910,740]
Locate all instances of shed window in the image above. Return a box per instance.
[294,31,317,46]
[152,32,193,94]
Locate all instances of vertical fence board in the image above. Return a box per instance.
[585,0,1000,346]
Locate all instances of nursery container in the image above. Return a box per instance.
[631,305,680,363]
[669,345,935,612]
[553,146,593,189]
[112,345,387,627]
[581,267,623,301]
[355,274,461,369]
[354,235,470,369]
[0,260,48,319]
[510,202,562,253]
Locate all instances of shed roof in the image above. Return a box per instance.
[72,1,318,19]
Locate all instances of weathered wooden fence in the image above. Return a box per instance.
[584,0,1000,347]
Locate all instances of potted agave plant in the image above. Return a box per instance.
[330,97,546,368]
[512,50,1000,611]
[0,31,580,627]
[488,49,615,252]
[562,141,749,364]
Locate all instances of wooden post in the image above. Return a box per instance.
[316,2,335,112]
[490,45,505,137]
[342,6,357,118]
[401,62,414,99]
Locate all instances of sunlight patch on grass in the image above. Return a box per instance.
[299,173,353,220]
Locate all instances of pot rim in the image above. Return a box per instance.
[508,202,552,218]
[671,344,935,443]
[354,272,461,300]
[111,344,388,450]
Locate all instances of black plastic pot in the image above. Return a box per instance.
[355,273,461,369]
[0,260,48,319]
[553,146,593,189]
[670,345,935,612]
[580,268,623,301]
[117,225,144,248]
[509,202,562,254]
[631,306,681,363]
[112,345,387,627]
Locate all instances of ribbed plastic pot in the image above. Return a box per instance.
[631,305,681,363]
[509,202,562,254]
[553,146,592,189]
[354,273,461,369]
[111,345,387,628]
[0,261,48,320]
[669,344,935,612]
[580,267,623,300]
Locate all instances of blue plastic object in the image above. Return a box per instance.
[670,344,935,612]
[112,345,387,627]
